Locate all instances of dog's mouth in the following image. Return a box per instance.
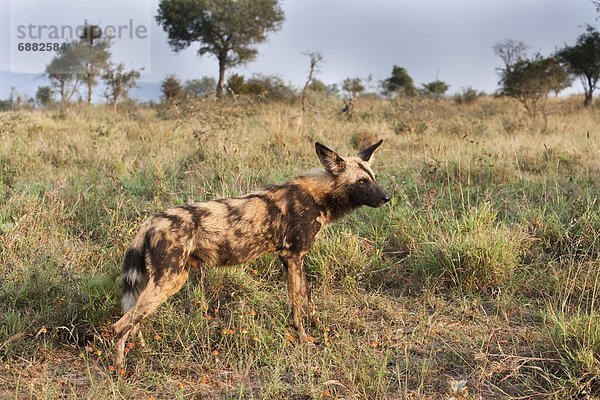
[369,196,391,208]
[376,194,391,207]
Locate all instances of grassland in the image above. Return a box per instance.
[0,95,599,399]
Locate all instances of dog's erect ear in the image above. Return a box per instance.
[315,142,346,175]
[357,139,383,163]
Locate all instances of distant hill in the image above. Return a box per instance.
[0,71,162,103]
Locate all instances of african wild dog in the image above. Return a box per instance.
[113,140,390,368]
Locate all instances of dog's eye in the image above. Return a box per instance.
[358,178,369,185]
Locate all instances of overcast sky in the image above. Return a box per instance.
[0,0,597,96]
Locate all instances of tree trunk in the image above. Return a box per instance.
[87,73,93,103]
[60,80,66,105]
[583,75,594,107]
[301,84,308,114]
[216,56,226,99]
[584,89,593,107]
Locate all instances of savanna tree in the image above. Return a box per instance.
[45,26,110,105]
[557,25,600,107]
[340,78,364,117]
[493,39,528,74]
[342,78,365,100]
[156,0,285,98]
[102,63,142,110]
[382,65,416,96]
[78,25,111,103]
[46,42,83,104]
[500,54,571,117]
[301,51,323,114]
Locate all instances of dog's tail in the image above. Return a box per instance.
[121,228,150,312]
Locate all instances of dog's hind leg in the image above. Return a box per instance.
[113,269,189,370]
[130,326,146,348]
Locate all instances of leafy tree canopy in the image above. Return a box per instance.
[500,54,571,117]
[493,40,528,74]
[382,65,416,96]
[342,78,365,99]
[156,0,284,97]
[102,63,141,110]
[557,25,600,106]
[421,80,450,98]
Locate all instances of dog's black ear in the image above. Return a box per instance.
[357,139,383,162]
[316,142,346,175]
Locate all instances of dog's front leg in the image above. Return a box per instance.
[279,254,311,340]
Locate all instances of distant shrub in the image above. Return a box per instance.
[420,79,450,99]
[308,79,327,93]
[224,74,242,95]
[184,76,217,98]
[35,86,55,108]
[226,73,296,102]
[453,87,483,105]
[0,99,12,111]
[161,74,183,102]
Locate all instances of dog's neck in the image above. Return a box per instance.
[295,170,358,224]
